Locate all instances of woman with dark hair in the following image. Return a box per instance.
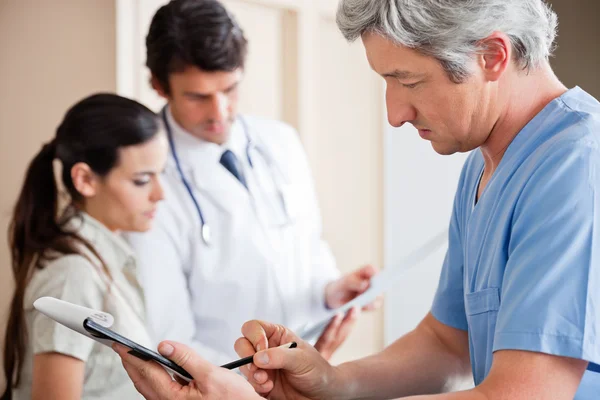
[1,93,168,400]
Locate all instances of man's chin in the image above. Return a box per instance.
[430,141,459,156]
[193,128,231,145]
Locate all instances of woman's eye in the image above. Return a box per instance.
[133,180,150,187]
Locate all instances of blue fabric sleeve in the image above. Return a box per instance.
[493,140,600,367]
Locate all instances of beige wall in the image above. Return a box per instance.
[126,0,385,364]
[549,0,600,99]
[310,15,384,364]
[0,0,116,390]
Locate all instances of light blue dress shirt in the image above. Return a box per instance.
[431,87,600,398]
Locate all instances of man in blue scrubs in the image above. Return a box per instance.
[113,1,600,399]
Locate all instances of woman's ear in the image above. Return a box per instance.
[70,162,98,198]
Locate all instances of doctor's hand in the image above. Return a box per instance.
[234,320,344,400]
[324,264,381,310]
[314,306,360,360]
[315,265,381,360]
[113,341,260,400]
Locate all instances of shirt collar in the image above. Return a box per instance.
[164,105,248,165]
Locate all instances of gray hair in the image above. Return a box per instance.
[337,0,558,82]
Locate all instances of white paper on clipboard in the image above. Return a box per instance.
[297,230,448,341]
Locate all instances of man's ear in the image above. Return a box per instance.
[71,162,99,198]
[150,75,169,99]
[478,31,511,82]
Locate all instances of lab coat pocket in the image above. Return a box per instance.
[465,287,500,384]
[280,183,311,221]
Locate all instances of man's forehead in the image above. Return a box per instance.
[362,33,434,77]
[170,67,242,95]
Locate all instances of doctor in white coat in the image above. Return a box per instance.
[124,0,379,365]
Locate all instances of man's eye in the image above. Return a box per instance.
[402,82,419,89]
[133,180,149,187]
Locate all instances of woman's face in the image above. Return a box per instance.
[79,132,169,232]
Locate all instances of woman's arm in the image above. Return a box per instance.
[32,352,85,400]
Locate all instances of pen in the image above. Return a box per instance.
[220,341,297,370]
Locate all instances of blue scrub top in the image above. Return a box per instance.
[431,87,600,398]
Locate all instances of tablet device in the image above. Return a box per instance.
[33,297,192,382]
[83,317,193,382]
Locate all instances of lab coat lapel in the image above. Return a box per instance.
[190,153,250,216]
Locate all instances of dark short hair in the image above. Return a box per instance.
[146,0,248,93]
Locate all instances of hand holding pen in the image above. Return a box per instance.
[113,339,300,400]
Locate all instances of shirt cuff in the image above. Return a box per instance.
[312,277,334,316]
[431,290,469,331]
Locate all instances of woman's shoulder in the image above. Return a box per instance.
[24,253,108,311]
[37,253,102,280]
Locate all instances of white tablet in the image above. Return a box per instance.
[33,297,192,382]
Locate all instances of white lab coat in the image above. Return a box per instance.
[124,108,339,364]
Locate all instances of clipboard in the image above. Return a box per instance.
[297,230,448,341]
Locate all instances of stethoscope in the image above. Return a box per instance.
[162,107,290,246]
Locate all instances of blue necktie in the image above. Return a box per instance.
[220,150,248,190]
